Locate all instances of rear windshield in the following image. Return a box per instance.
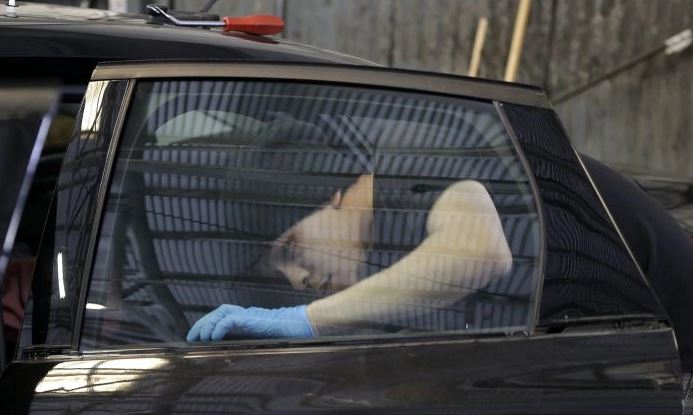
[81,80,542,349]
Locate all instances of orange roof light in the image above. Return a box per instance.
[223,15,284,36]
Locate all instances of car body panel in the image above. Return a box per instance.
[0,328,682,414]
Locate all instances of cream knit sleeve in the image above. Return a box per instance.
[306,180,513,336]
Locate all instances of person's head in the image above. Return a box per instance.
[252,174,373,294]
[230,116,374,294]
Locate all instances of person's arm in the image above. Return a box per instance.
[306,179,512,335]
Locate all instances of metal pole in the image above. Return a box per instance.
[504,0,532,82]
[468,17,488,77]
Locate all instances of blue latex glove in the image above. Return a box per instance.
[186,304,314,342]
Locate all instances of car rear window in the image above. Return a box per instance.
[80,80,542,349]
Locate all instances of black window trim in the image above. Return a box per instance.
[91,61,551,109]
[70,79,136,349]
[494,102,547,334]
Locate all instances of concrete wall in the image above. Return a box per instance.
[158,1,693,179]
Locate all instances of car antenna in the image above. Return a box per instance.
[146,4,284,36]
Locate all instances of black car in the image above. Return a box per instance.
[1,3,692,414]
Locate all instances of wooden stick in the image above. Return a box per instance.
[468,17,489,77]
[504,0,532,82]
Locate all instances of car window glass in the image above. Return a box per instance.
[81,80,542,349]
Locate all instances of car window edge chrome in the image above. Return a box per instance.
[76,331,514,357]
[494,101,547,337]
[68,325,675,361]
[90,61,551,109]
[71,79,137,350]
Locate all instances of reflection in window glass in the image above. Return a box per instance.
[81,80,541,348]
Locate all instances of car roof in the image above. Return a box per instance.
[0,2,377,82]
[1,3,549,99]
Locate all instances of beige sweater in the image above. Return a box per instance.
[306,179,513,336]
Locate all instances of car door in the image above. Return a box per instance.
[0,82,58,371]
[2,62,681,414]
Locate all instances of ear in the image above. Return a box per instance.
[329,189,343,208]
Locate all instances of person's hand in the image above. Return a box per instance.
[186,304,314,342]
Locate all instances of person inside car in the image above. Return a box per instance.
[187,172,513,341]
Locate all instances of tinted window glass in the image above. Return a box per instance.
[81,80,541,348]
[501,104,665,323]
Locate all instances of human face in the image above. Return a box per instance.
[253,174,373,294]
